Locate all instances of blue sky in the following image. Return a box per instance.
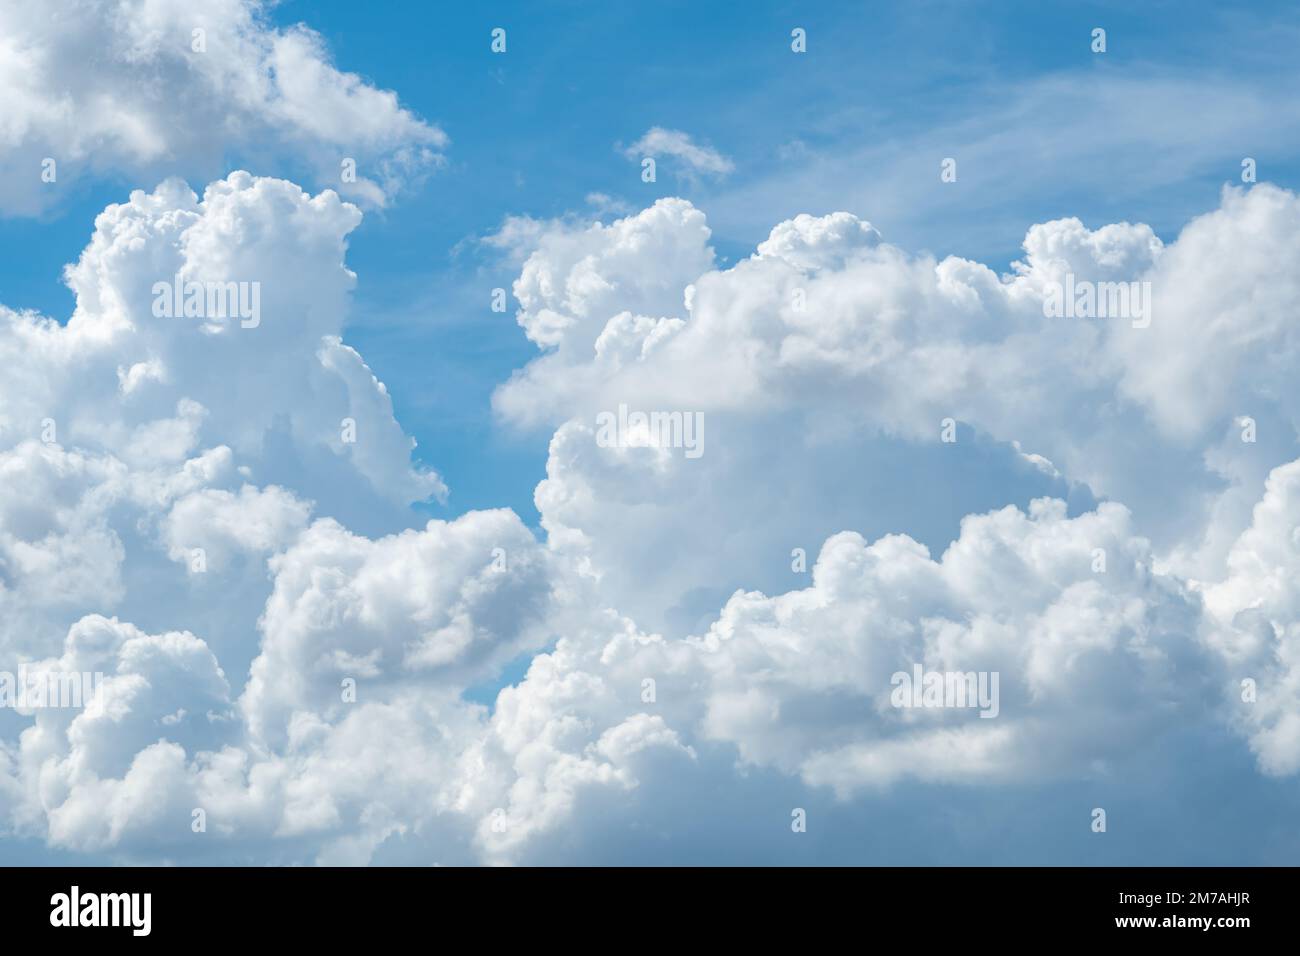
[4,0,1300,866]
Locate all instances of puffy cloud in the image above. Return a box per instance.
[12,615,233,851]
[754,211,882,271]
[0,167,481,862]
[161,484,311,570]
[534,414,1089,636]
[486,499,1203,811]
[0,172,443,509]
[6,167,1300,866]
[0,0,446,214]
[0,443,127,639]
[1201,459,1300,776]
[0,172,457,809]
[242,508,558,748]
[0,437,235,658]
[6,503,573,862]
[0,494,1217,862]
[493,187,1300,629]
[695,499,1205,793]
[499,197,714,356]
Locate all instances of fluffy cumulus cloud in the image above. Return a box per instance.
[0,164,560,859]
[493,188,1300,625]
[0,0,445,214]
[6,149,1300,862]
[241,508,559,749]
[1201,459,1300,776]
[0,170,446,784]
[6,511,565,863]
[13,496,1203,863]
[0,171,442,509]
[489,499,1201,807]
[489,186,1300,798]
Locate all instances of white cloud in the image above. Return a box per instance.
[473,496,1206,854]
[162,483,311,570]
[623,127,734,178]
[1201,459,1300,776]
[1,172,444,509]
[6,169,1300,864]
[484,186,1300,801]
[490,188,1300,626]
[242,508,558,749]
[0,0,446,214]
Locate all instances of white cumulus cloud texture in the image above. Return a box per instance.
[0,0,445,213]
[2,2,1299,867]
